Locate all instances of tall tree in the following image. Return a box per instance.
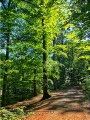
[0,0,12,106]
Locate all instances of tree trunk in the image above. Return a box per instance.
[1,28,10,106]
[41,18,51,100]
[52,39,57,91]
[53,79,57,91]
[33,69,37,96]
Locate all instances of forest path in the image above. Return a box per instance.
[6,86,90,120]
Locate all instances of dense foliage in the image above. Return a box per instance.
[0,0,90,107]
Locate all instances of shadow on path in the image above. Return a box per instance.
[6,86,90,115]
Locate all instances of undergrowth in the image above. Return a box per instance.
[0,106,25,120]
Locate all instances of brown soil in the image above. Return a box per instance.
[6,86,90,120]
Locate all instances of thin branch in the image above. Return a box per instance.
[0,0,6,9]
[8,0,12,8]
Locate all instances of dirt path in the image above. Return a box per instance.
[6,86,90,120]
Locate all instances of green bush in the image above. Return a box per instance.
[0,106,25,120]
[82,75,90,99]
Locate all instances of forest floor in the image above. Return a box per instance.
[6,86,90,120]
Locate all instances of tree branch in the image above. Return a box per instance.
[0,0,6,9]
[8,0,12,8]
